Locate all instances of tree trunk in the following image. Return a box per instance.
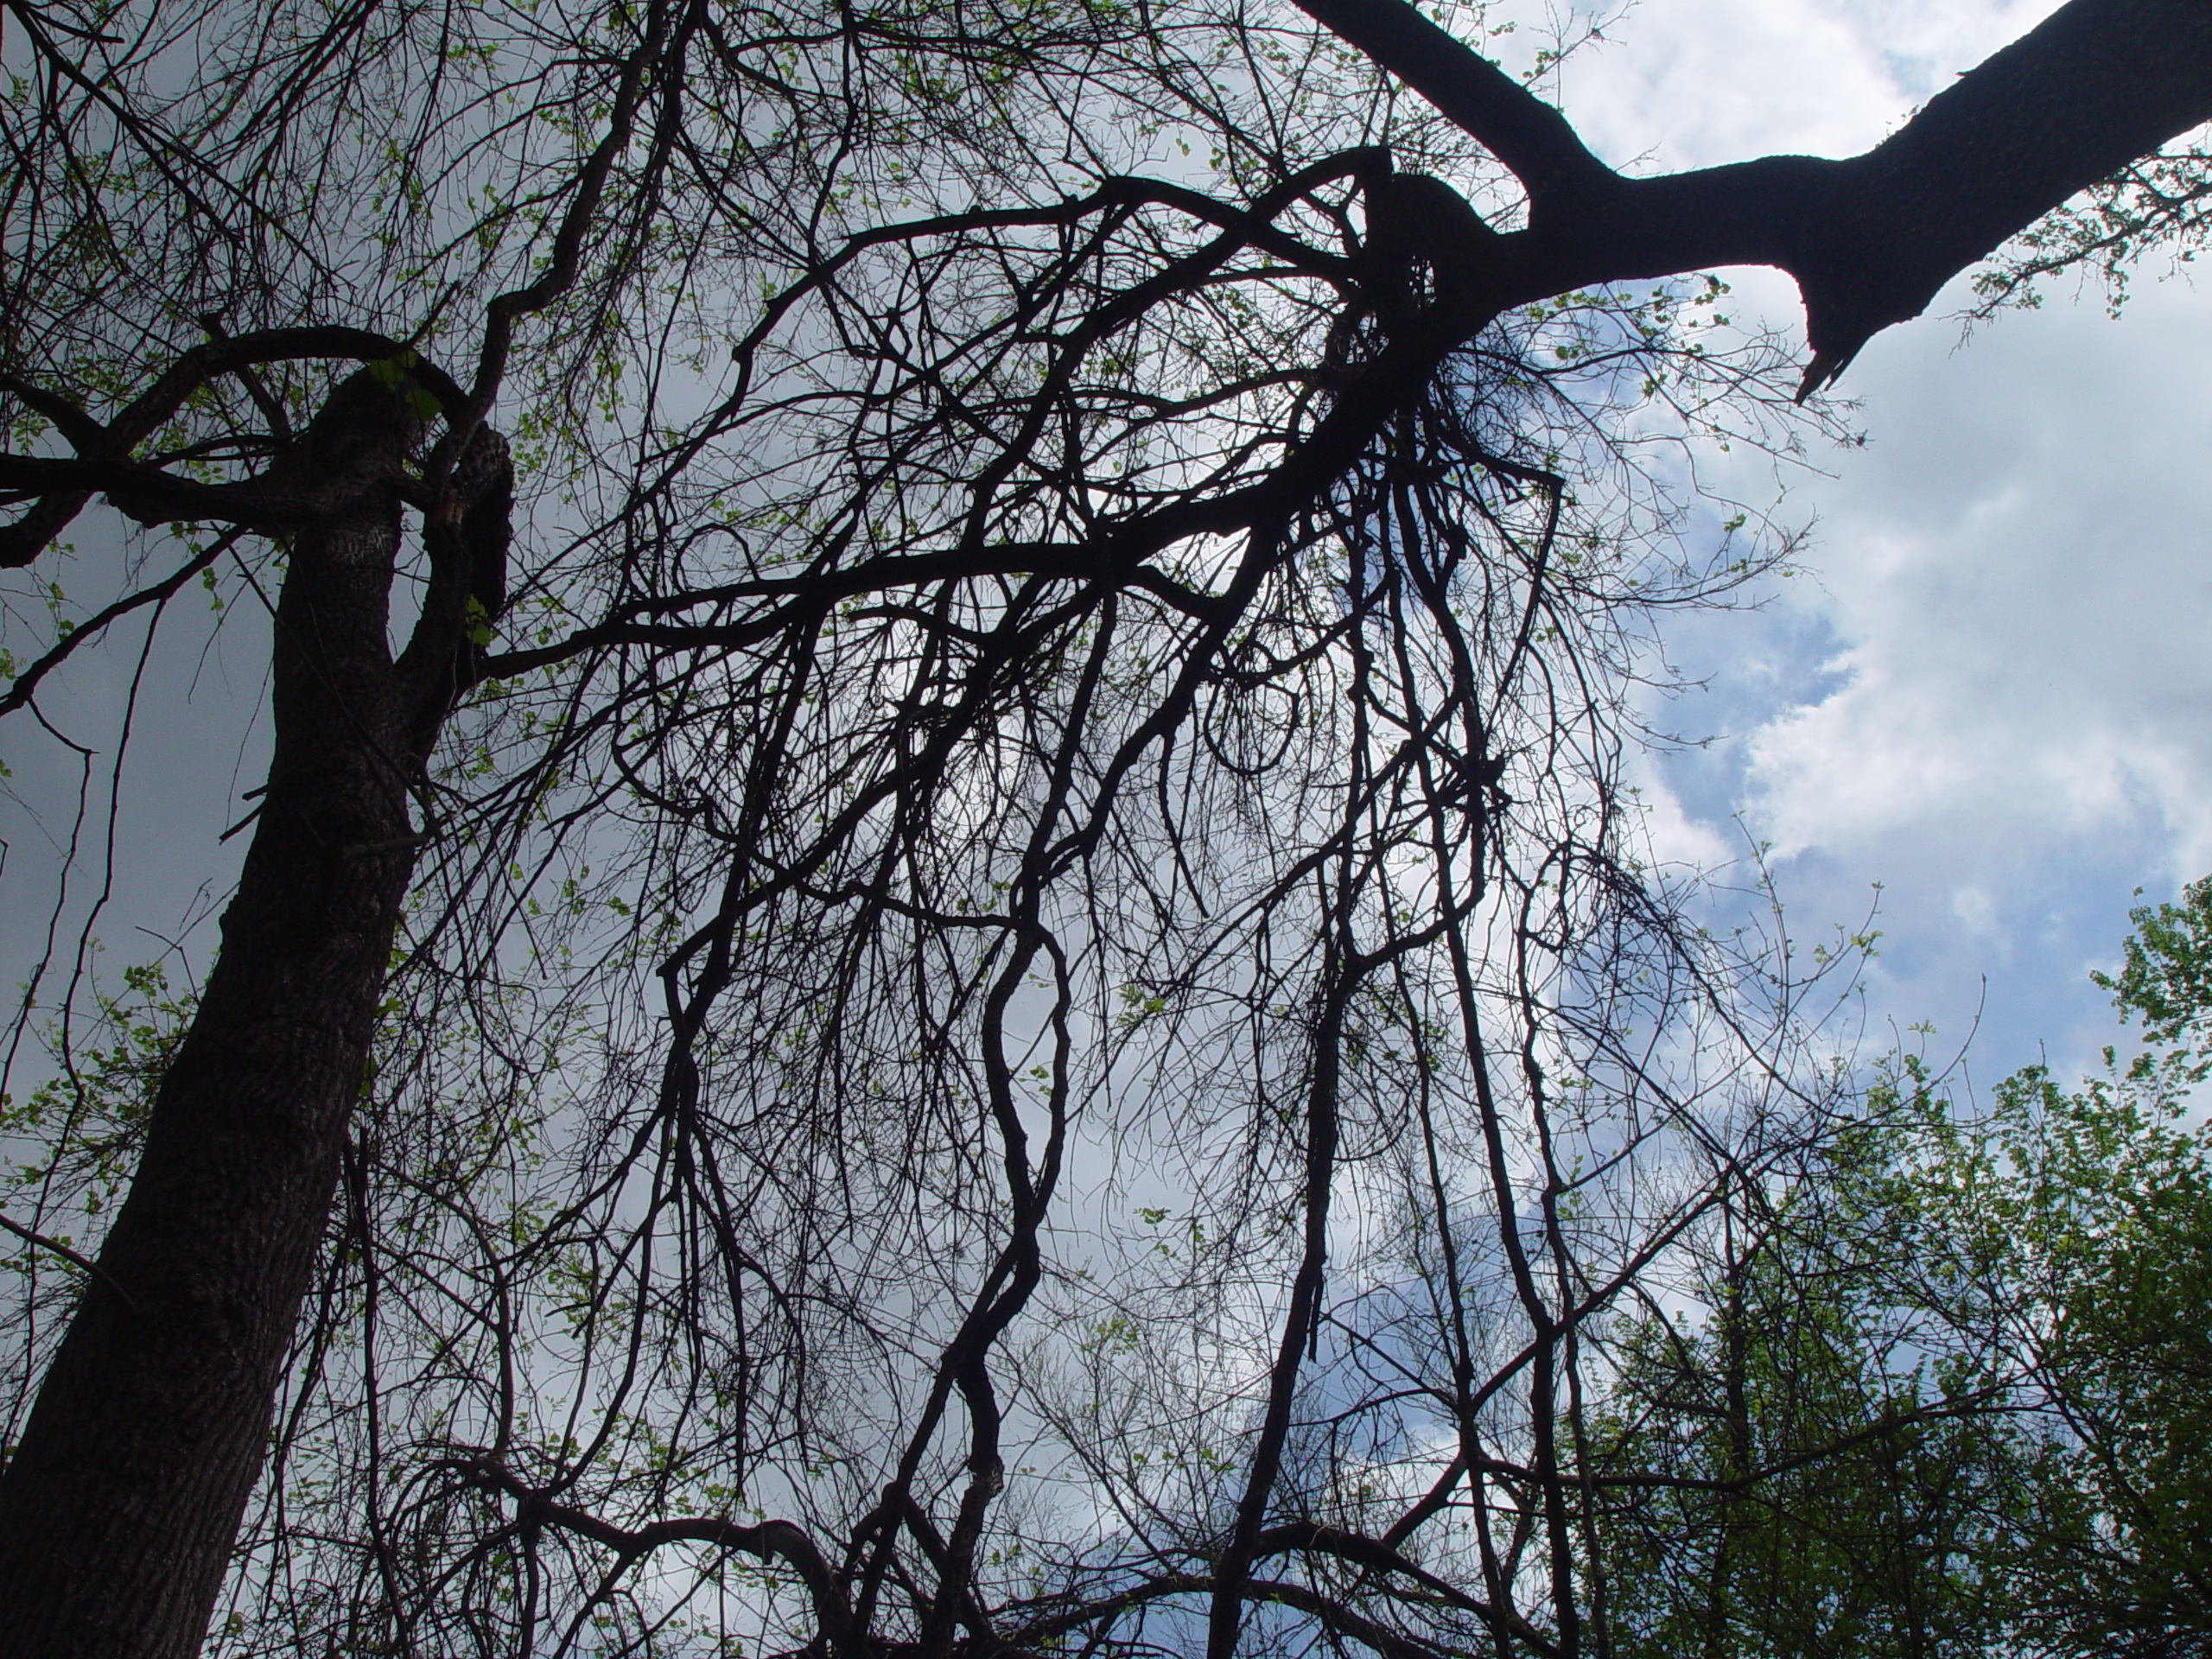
[0,384,435,1657]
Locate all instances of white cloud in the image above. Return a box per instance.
[1644,266,2212,1069]
[1628,760,1738,874]
[1545,0,2067,173]
[1744,274,2212,884]
[1523,0,2212,1066]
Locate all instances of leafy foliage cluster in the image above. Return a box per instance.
[1594,881,2212,1659]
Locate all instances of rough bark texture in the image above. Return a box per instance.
[0,378,437,1659]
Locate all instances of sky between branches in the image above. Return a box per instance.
[1541,0,2212,1084]
[3,0,2204,1098]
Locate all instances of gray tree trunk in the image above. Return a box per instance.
[0,377,490,1659]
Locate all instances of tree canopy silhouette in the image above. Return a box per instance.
[0,1,2207,1655]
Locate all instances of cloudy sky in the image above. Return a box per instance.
[3,0,2202,1100]
[1529,0,2212,1085]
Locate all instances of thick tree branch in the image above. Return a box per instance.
[0,328,463,557]
[1789,0,2212,382]
[107,327,463,450]
[0,451,416,534]
[1306,0,2212,387]
[447,1458,854,1649]
[1290,0,1617,212]
[0,491,92,569]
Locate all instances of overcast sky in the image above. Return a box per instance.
[5,0,2203,1102]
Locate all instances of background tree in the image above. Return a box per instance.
[1590,1099,2033,1659]
[0,1,2209,1656]
[1592,886,2212,1659]
[1959,881,2212,1659]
